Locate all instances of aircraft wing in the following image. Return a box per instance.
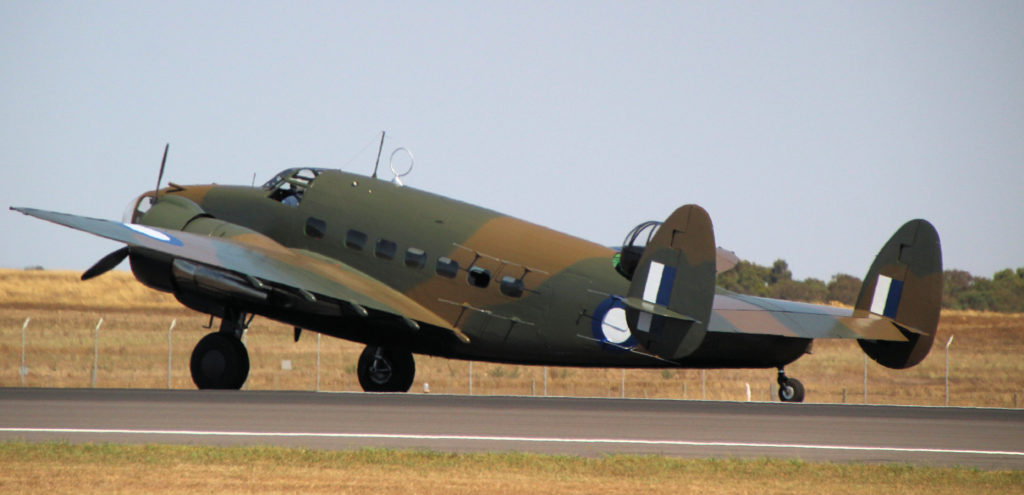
[708,290,917,341]
[11,207,459,336]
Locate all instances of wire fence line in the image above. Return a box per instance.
[4,314,1022,408]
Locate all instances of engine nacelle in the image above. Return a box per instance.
[135,195,209,231]
[127,195,276,314]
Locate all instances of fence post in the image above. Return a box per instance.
[20,317,30,386]
[316,333,321,392]
[620,369,625,398]
[167,319,176,389]
[945,335,954,406]
[469,361,473,395]
[701,370,706,400]
[863,353,868,404]
[91,318,103,388]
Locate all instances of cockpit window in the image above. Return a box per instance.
[264,168,325,207]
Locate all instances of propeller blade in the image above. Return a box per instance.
[81,247,130,281]
[154,143,169,200]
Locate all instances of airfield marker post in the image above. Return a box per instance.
[91,318,103,388]
[469,361,473,395]
[945,335,954,406]
[701,370,706,400]
[621,369,625,398]
[167,319,176,389]
[863,354,868,403]
[316,333,321,392]
[19,317,30,386]
[543,366,548,396]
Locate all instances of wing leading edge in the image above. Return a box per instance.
[11,207,460,337]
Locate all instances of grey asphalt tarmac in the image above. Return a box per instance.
[1,388,1021,469]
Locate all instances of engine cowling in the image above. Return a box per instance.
[127,195,277,312]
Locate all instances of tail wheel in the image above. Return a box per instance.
[190,332,249,390]
[357,346,415,392]
[778,377,805,402]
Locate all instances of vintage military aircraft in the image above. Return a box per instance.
[11,146,942,402]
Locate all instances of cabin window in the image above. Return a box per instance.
[435,257,459,278]
[374,239,397,260]
[499,276,524,298]
[345,230,367,251]
[467,266,491,288]
[304,217,326,240]
[404,248,427,269]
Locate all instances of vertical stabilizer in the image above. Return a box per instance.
[856,219,943,369]
[623,205,716,360]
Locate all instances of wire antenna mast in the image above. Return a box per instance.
[371,131,385,179]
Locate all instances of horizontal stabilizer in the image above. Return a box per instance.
[708,292,916,341]
[614,296,699,323]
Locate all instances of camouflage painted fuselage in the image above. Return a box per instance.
[166,169,809,369]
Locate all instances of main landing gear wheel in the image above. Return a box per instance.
[190,332,250,390]
[357,346,415,392]
[776,368,805,403]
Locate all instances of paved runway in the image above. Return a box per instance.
[1,388,1022,469]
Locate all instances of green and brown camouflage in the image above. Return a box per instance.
[11,165,943,399]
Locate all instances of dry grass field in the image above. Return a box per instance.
[1,442,1021,495]
[2,269,1023,407]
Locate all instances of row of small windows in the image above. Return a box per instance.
[306,217,524,297]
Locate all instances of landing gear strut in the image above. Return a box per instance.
[777,368,805,403]
[190,311,250,390]
[357,345,415,392]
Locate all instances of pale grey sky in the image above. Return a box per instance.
[2,1,1022,281]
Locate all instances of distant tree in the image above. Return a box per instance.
[718,256,1024,313]
[959,277,996,311]
[942,267,1024,313]
[942,269,973,309]
[718,259,826,302]
[803,277,829,303]
[717,261,771,297]
[827,273,862,306]
[990,268,1024,312]
[769,259,792,284]
[772,277,828,303]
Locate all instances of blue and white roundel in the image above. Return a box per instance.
[591,296,637,351]
[124,223,184,247]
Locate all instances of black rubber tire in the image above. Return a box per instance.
[357,346,415,392]
[778,377,805,402]
[190,332,249,390]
